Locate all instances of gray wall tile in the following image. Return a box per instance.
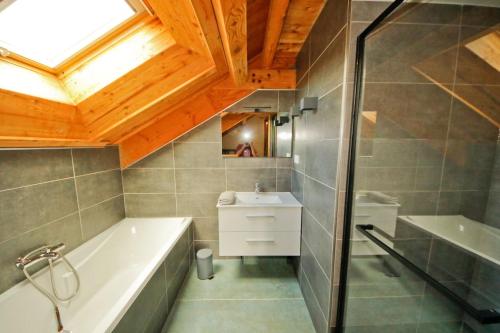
[130,144,174,168]
[0,179,78,243]
[301,239,331,319]
[176,193,219,217]
[123,169,175,193]
[226,168,276,192]
[309,27,346,98]
[72,146,120,176]
[80,196,125,241]
[76,169,123,209]
[305,140,339,188]
[310,0,348,64]
[0,149,73,191]
[303,177,336,232]
[308,87,343,141]
[277,167,292,192]
[175,169,226,193]
[302,209,333,279]
[299,266,329,333]
[174,142,224,168]
[291,169,305,203]
[193,217,218,241]
[124,194,176,217]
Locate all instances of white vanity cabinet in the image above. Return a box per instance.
[217,192,302,256]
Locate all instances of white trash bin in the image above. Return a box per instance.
[196,248,214,280]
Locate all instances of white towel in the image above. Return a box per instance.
[218,191,236,205]
[366,191,398,205]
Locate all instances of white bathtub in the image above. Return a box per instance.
[0,217,192,333]
[399,215,500,266]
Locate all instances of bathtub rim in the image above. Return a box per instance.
[0,216,193,333]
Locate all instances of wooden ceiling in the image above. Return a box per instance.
[0,0,325,167]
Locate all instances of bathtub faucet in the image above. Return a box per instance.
[16,243,65,270]
[16,243,80,333]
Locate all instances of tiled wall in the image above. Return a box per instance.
[350,0,498,221]
[113,226,193,333]
[291,0,350,331]
[0,146,125,294]
[122,116,292,258]
[485,139,500,228]
[339,1,500,333]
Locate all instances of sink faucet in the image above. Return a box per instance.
[255,182,262,194]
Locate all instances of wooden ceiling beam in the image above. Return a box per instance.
[213,0,248,86]
[261,0,290,68]
[0,89,87,143]
[94,65,217,143]
[0,138,106,148]
[273,0,325,66]
[110,71,224,144]
[191,0,228,72]
[81,46,214,141]
[146,0,210,58]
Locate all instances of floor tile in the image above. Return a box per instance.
[178,259,302,300]
[163,299,315,333]
[162,259,315,333]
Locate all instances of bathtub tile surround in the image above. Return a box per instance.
[162,259,315,333]
[0,146,124,294]
[113,227,192,333]
[122,117,292,258]
[290,0,349,331]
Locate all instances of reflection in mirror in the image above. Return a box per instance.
[359,111,377,157]
[221,90,294,158]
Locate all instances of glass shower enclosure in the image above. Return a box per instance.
[338,0,500,332]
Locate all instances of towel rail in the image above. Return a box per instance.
[356,224,500,324]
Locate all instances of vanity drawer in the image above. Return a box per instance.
[218,207,301,232]
[219,231,300,256]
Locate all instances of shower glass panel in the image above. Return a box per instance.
[339,0,500,332]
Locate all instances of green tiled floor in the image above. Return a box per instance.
[162,259,315,333]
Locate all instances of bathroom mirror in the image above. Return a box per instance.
[221,90,294,158]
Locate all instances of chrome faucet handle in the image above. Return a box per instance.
[16,243,66,270]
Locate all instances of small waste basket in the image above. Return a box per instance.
[196,248,214,280]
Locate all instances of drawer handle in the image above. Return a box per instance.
[245,239,275,243]
[245,215,275,219]
[354,214,371,217]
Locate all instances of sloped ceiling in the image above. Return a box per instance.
[0,0,326,168]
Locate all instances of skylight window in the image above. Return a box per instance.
[0,0,140,68]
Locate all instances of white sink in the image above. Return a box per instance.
[217,192,301,207]
[236,193,282,205]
